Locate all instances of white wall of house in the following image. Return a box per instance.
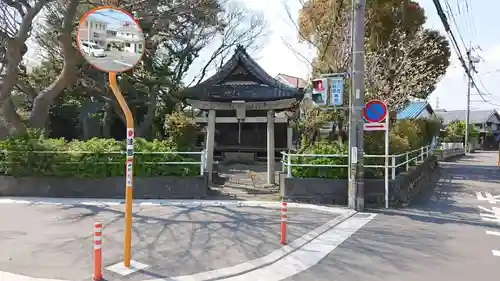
[80,18,108,47]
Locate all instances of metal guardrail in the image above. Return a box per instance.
[0,150,208,176]
[280,145,432,178]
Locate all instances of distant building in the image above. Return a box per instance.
[78,17,108,47]
[435,109,500,150]
[106,21,144,53]
[396,101,436,119]
[275,73,308,89]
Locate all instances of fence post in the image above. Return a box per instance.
[93,223,103,281]
[280,201,287,245]
[420,146,424,162]
[405,152,409,171]
[391,156,396,180]
[282,152,286,173]
[200,150,205,176]
[287,153,292,178]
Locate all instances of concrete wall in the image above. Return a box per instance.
[0,176,208,199]
[279,156,439,208]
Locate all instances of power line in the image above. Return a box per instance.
[431,0,497,107]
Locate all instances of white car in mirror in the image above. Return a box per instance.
[80,41,106,57]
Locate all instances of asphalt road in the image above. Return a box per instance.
[85,50,142,72]
[284,151,500,281]
[0,203,338,281]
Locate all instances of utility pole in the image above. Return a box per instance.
[348,0,366,211]
[465,46,479,154]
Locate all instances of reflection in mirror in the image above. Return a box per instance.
[76,6,145,73]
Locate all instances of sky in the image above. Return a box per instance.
[23,0,500,113]
[87,8,135,29]
[234,0,500,112]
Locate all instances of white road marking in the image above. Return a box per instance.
[476,192,500,204]
[149,213,376,281]
[0,197,350,214]
[113,60,133,67]
[0,270,65,281]
[486,230,500,236]
[493,250,500,257]
[106,260,148,276]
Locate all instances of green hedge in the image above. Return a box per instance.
[0,134,199,178]
[291,118,439,179]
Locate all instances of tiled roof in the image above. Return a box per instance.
[182,45,303,102]
[396,101,432,119]
[435,109,498,124]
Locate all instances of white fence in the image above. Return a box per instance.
[0,150,208,176]
[281,145,432,178]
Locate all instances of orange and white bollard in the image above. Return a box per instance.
[280,201,287,245]
[93,222,103,281]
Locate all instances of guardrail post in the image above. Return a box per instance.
[282,152,286,173]
[391,156,396,180]
[420,146,424,162]
[286,153,292,178]
[405,153,409,171]
[200,150,205,176]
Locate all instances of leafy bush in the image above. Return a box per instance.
[0,134,199,178]
[292,140,348,179]
[292,118,439,179]
[164,111,199,151]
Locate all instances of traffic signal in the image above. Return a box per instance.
[312,78,326,104]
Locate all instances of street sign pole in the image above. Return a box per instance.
[109,72,134,267]
[384,113,390,209]
[362,99,389,208]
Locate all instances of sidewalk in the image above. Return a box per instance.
[283,151,500,281]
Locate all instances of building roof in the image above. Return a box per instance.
[275,73,308,88]
[396,101,434,119]
[435,109,500,124]
[182,45,303,102]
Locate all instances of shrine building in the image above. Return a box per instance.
[181,45,305,183]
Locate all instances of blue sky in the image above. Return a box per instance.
[87,8,134,28]
[189,0,498,112]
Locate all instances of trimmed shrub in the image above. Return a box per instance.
[0,134,199,178]
[292,140,348,179]
[291,118,438,179]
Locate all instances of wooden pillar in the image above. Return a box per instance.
[206,109,216,182]
[267,110,275,185]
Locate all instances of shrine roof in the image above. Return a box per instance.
[181,45,304,102]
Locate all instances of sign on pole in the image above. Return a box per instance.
[362,100,387,130]
[363,100,390,208]
[330,76,344,106]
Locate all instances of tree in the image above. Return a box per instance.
[365,28,451,110]
[444,120,478,142]
[293,0,449,107]
[18,0,267,140]
[0,0,79,135]
[282,0,449,146]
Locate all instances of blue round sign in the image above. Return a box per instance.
[363,100,387,123]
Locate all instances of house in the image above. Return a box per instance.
[106,21,144,53]
[396,101,436,119]
[275,73,308,89]
[435,109,500,150]
[78,17,108,48]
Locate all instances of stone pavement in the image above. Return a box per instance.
[283,151,500,281]
[0,199,357,281]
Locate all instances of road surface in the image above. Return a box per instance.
[85,50,141,72]
[0,201,347,281]
[284,151,500,281]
